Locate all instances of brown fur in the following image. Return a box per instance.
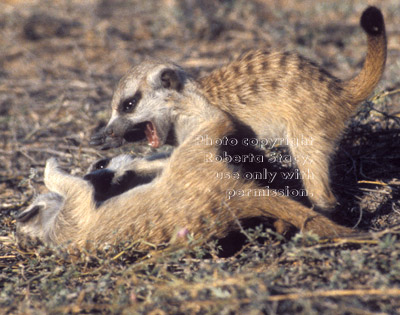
[96,7,386,213]
[39,117,354,247]
[198,8,386,211]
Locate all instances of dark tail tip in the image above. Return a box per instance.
[360,6,384,36]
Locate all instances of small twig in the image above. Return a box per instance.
[16,150,37,164]
[358,180,388,186]
[351,206,363,230]
[371,88,400,102]
[0,255,16,259]
[111,239,158,260]
[359,188,391,194]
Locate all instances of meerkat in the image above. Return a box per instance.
[84,152,170,203]
[90,7,386,213]
[19,116,354,247]
[16,153,168,243]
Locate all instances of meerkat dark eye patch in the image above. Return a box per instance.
[160,69,183,92]
[84,168,155,206]
[93,158,111,170]
[119,91,142,114]
[84,169,115,205]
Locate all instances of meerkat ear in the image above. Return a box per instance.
[160,69,183,92]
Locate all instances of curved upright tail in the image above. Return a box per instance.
[345,6,387,104]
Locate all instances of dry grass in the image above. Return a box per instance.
[1,0,400,313]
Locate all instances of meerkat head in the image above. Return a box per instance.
[83,154,155,204]
[90,59,188,150]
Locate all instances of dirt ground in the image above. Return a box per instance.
[1,0,400,313]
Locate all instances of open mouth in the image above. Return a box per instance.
[124,121,160,148]
[90,121,160,150]
[123,121,148,143]
[144,121,160,148]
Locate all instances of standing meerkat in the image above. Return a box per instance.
[18,117,354,247]
[91,7,387,213]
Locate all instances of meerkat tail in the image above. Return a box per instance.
[345,6,387,104]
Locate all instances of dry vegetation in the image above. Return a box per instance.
[1,0,400,313]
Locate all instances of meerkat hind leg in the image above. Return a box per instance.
[288,136,337,213]
[44,158,92,199]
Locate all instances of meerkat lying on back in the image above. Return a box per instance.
[18,117,354,247]
[91,7,386,213]
[16,153,167,244]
